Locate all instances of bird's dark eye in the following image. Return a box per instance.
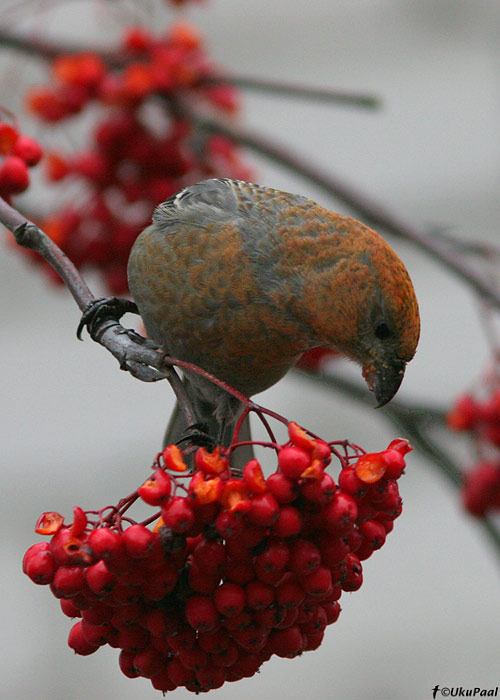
[374,322,391,340]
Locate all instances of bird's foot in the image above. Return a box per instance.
[77,297,139,340]
[176,422,217,450]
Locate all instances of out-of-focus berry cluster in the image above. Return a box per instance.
[23,23,250,293]
[0,118,42,200]
[23,422,411,693]
[447,387,500,516]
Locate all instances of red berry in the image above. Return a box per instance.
[123,26,153,52]
[119,649,140,679]
[266,472,298,503]
[254,559,285,586]
[338,465,366,496]
[192,539,226,573]
[255,539,289,573]
[303,629,325,651]
[278,445,312,480]
[68,620,99,655]
[0,122,18,154]
[13,135,43,166]
[146,608,182,638]
[51,565,85,598]
[273,505,303,537]
[178,645,208,671]
[0,155,29,193]
[316,533,349,567]
[111,602,144,630]
[161,496,195,533]
[288,539,321,575]
[60,598,82,618]
[301,472,336,504]
[245,580,275,610]
[323,492,358,534]
[276,579,305,608]
[247,492,279,526]
[243,459,267,493]
[447,394,480,431]
[232,623,269,653]
[151,669,177,692]
[214,582,246,617]
[81,604,113,625]
[342,553,363,592]
[210,641,239,668]
[300,566,332,597]
[80,619,110,647]
[382,450,406,479]
[188,559,220,594]
[23,548,57,585]
[197,628,231,654]
[133,648,165,678]
[138,468,172,505]
[84,560,115,594]
[323,600,341,624]
[215,509,244,538]
[386,438,412,457]
[224,610,252,632]
[300,605,327,634]
[194,445,228,476]
[269,625,303,658]
[167,657,195,687]
[122,524,156,558]
[359,520,387,550]
[22,541,50,572]
[118,624,151,653]
[374,481,403,518]
[185,595,218,631]
[462,461,500,516]
[196,664,227,689]
[226,651,262,679]
[88,527,124,560]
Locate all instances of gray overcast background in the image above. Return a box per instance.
[2,2,499,699]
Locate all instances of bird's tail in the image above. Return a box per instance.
[163,400,255,472]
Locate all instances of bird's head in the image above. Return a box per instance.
[300,218,420,406]
[356,239,420,406]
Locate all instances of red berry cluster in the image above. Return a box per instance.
[0,117,42,200]
[23,23,250,293]
[448,387,500,516]
[23,423,411,694]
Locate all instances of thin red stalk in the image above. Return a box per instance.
[231,405,251,445]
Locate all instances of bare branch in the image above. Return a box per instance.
[205,75,380,109]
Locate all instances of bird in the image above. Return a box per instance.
[127,178,420,461]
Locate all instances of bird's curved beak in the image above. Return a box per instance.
[363,360,406,408]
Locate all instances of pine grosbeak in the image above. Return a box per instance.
[127,178,420,450]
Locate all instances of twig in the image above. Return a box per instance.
[205,75,380,109]
[0,197,93,310]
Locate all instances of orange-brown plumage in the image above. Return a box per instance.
[127,178,420,451]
